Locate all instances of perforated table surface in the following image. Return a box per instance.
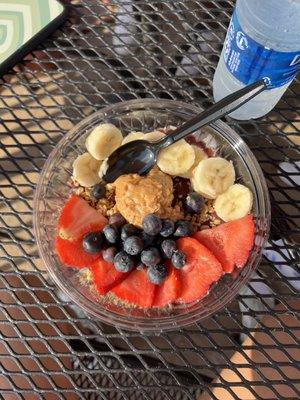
[0,1,299,399]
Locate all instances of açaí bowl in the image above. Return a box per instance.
[33,99,270,332]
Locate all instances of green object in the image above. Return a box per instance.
[0,0,64,65]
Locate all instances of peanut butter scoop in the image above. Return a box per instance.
[114,167,183,226]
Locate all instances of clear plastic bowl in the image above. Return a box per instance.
[33,99,270,332]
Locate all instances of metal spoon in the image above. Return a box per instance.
[103,79,266,183]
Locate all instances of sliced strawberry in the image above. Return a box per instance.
[55,236,101,268]
[153,265,181,307]
[193,215,255,273]
[112,269,155,308]
[176,237,223,304]
[91,258,128,295]
[58,195,107,240]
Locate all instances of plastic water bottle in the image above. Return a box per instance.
[213,0,300,120]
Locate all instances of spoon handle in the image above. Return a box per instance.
[159,79,266,147]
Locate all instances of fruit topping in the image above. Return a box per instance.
[142,232,156,247]
[114,251,135,273]
[179,146,208,179]
[193,215,254,273]
[109,213,126,227]
[122,131,145,144]
[82,231,105,254]
[121,130,164,145]
[102,246,117,263]
[112,269,155,308]
[98,159,108,180]
[103,224,119,244]
[153,266,181,307]
[91,258,128,295]
[55,236,101,268]
[154,235,164,247]
[137,262,147,270]
[184,192,204,214]
[191,157,235,199]
[161,239,177,259]
[171,250,186,269]
[160,219,175,237]
[91,183,106,200]
[214,183,253,222]
[157,139,195,176]
[58,195,107,241]
[176,237,223,303]
[72,152,101,188]
[141,247,161,267]
[85,123,123,160]
[121,224,140,241]
[142,214,162,235]
[174,220,193,237]
[147,264,168,285]
[123,236,144,255]
[144,130,165,142]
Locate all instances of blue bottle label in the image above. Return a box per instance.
[223,9,300,88]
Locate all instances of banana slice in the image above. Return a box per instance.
[144,130,165,142]
[122,130,165,145]
[157,139,195,176]
[191,157,235,199]
[98,158,108,180]
[86,123,123,160]
[214,184,253,222]
[179,145,208,178]
[73,152,101,187]
[122,131,145,145]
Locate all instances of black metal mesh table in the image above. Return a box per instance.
[0,1,299,399]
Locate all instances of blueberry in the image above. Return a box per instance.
[160,219,175,237]
[109,213,126,227]
[141,247,161,267]
[82,231,104,253]
[154,235,164,247]
[174,220,193,237]
[91,183,106,200]
[114,251,135,272]
[147,264,167,285]
[121,224,139,241]
[161,239,177,259]
[142,232,155,247]
[171,251,186,269]
[102,246,117,263]
[142,214,162,235]
[184,192,204,214]
[103,225,119,244]
[137,262,147,270]
[124,236,144,255]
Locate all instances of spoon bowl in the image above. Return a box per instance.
[103,139,158,182]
